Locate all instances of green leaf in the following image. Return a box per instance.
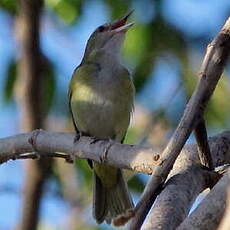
[45,0,82,24]
[0,0,16,14]
[3,60,16,103]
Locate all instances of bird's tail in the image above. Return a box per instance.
[93,169,134,226]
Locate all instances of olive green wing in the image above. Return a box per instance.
[68,70,79,133]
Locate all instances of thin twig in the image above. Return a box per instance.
[14,152,71,161]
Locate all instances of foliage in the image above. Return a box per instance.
[0,0,16,14]
[45,0,83,24]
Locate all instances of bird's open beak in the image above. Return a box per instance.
[110,10,134,33]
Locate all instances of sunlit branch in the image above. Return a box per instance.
[0,130,230,175]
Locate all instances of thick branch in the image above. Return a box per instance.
[177,172,229,230]
[141,131,228,230]
[0,130,159,174]
[217,171,230,230]
[129,17,230,230]
[142,166,220,230]
[0,130,230,174]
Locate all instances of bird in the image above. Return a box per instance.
[68,12,135,226]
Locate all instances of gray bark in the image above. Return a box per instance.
[0,130,230,174]
[177,173,229,230]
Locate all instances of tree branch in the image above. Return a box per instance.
[194,117,213,169]
[0,130,230,174]
[142,167,220,230]
[177,172,229,230]
[141,134,226,230]
[0,130,159,174]
[128,16,230,230]
[217,171,230,230]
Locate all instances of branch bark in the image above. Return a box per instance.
[141,132,228,230]
[129,16,230,230]
[141,166,219,230]
[0,130,230,174]
[194,118,213,169]
[0,130,159,174]
[217,171,230,230]
[177,172,229,230]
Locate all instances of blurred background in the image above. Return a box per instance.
[0,0,230,229]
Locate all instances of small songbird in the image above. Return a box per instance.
[68,12,135,226]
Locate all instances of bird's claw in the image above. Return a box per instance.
[100,140,113,163]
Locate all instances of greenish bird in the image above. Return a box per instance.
[68,12,135,226]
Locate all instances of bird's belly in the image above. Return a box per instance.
[71,88,128,141]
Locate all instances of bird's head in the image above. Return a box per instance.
[83,11,134,58]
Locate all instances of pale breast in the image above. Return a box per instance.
[71,76,133,141]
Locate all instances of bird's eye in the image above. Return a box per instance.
[98,26,105,32]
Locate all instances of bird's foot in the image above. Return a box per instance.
[90,137,113,163]
[100,139,113,163]
[68,132,84,164]
[74,131,91,142]
[69,131,91,163]
[73,133,80,144]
